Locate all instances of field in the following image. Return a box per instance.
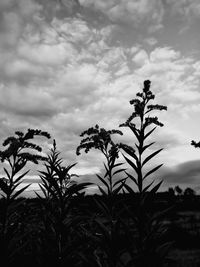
[0,193,200,267]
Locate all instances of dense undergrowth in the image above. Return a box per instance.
[0,80,199,267]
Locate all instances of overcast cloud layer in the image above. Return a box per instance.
[1,0,200,195]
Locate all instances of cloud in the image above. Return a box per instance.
[0,0,200,194]
[143,37,157,46]
[18,39,76,66]
[0,0,43,49]
[79,0,164,32]
[132,49,149,65]
[0,83,59,118]
[167,0,200,18]
[4,58,46,78]
[160,160,200,187]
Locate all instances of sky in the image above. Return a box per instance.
[1,0,200,196]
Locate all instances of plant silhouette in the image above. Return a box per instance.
[119,80,171,267]
[0,128,50,266]
[0,81,198,266]
[37,139,91,266]
[77,125,127,267]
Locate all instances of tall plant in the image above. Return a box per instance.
[37,140,91,266]
[76,125,127,267]
[119,80,170,267]
[0,128,50,265]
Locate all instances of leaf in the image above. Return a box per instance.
[11,184,30,200]
[4,167,10,179]
[38,184,49,198]
[98,185,107,196]
[142,149,163,166]
[65,163,77,173]
[0,179,10,195]
[66,182,91,197]
[113,168,126,176]
[113,180,126,195]
[113,178,127,187]
[129,125,141,143]
[123,154,138,174]
[123,183,135,194]
[143,180,154,193]
[35,191,43,200]
[142,142,155,153]
[113,163,124,168]
[149,180,163,194]
[103,162,109,178]
[125,171,138,186]
[144,126,156,140]
[96,174,110,192]
[14,170,30,184]
[120,144,137,161]
[12,181,25,192]
[143,164,163,180]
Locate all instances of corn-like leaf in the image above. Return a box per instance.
[129,125,141,143]
[123,183,134,194]
[67,182,91,197]
[0,179,10,195]
[98,185,107,196]
[10,184,30,200]
[12,181,25,192]
[125,171,138,186]
[41,182,59,200]
[113,168,126,176]
[38,184,48,198]
[143,180,154,193]
[14,170,29,184]
[103,162,109,178]
[142,149,163,166]
[149,180,163,194]
[141,142,155,153]
[113,163,124,168]
[35,191,43,200]
[144,126,156,140]
[65,163,77,173]
[120,144,137,161]
[113,178,127,187]
[96,174,110,192]
[123,154,138,174]
[113,180,126,195]
[4,167,10,179]
[143,164,163,180]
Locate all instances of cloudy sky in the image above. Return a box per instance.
[1,0,200,195]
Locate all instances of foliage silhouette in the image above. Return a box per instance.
[0,80,198,266]
[36,140,91,266]
[77,125,127,267]
[119,80,171,267]
[0,128,50,266]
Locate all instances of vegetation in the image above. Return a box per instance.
[119,80,170,267]
[0,81,199,267]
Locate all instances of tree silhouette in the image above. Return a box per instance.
[175,185,182,196]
